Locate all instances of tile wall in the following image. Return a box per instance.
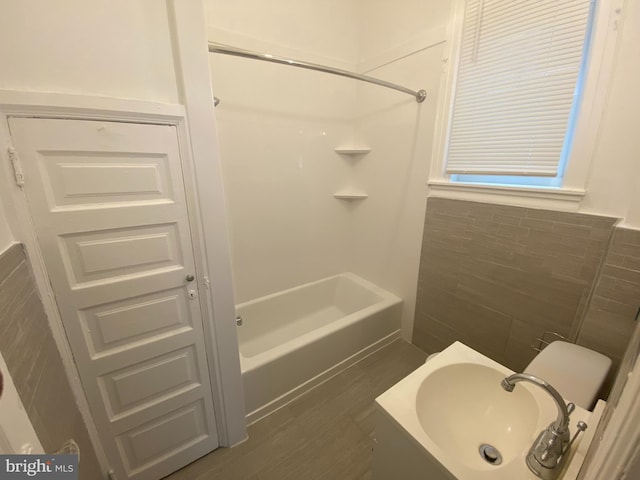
[577,227,640,388]
[413,198,621,372]
[0,243,102,478]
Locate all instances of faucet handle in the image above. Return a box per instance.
[566,402,575,415]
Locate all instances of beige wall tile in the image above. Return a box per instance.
[0,242,22,280]
[577,227,640,382]
[0,244,102,479]
[413,199,617,374]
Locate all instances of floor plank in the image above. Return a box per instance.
[163,339,427,480]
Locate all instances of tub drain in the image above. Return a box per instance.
[479,444,502,465]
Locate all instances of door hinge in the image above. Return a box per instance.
[8,146,24,187]
[203,275,211,288]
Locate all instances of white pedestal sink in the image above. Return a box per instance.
[373,342,601,480]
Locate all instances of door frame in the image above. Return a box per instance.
[0,89,246,473]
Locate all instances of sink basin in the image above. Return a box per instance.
[373,342,594,480]
[416,363,539,468]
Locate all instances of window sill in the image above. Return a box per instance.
[427,180,586,211]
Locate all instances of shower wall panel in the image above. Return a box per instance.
[205,0,453,341]
[348,0,451,339]
[205,0,362,302]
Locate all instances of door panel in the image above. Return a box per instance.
[117,400,209,475]
[80,288,192,356]
[60,222,183,284]
[38,152,175,208]
[99,346,201,417]
[9,118,218,480]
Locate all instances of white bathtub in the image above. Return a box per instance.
[236,272,402,423]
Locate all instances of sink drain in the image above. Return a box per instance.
[479,444,503,465]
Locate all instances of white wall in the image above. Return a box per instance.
[357,0,450,70]
[204,0,360,66]
[0,0,179,104]
[0,0,184,248]
[349,1,450,338]
[580,0,640,229]
[205,0,361,302]
[347,47,444,339]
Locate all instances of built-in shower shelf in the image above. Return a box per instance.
[333,191,368,200]
[334,147,371,155]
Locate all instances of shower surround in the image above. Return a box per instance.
[205,0,450,338]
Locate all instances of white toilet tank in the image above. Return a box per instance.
[525,341,612,410]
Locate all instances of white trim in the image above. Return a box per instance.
[563,0,625,191]
[0,89,185,123]
[428,180,585,211]
[428,0,466,185]
[428,0,623,206]
[167,0,247,446]
[617,222,640,232]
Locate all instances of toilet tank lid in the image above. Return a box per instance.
[525,341,612,410]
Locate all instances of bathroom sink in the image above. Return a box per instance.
[416,363,539,468]
[374,342,594,480]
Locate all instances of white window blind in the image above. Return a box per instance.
[446,0,593,177]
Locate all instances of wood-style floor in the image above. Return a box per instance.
[163,340,427,480]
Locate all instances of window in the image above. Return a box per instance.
[443,0,596,188]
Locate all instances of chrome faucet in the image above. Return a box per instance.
[501,373,583,480]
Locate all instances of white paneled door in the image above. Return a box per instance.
[8,118,219,479]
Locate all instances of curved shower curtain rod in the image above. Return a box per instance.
[208,42,427,103]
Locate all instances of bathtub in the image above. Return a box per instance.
[236,272,402,423]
